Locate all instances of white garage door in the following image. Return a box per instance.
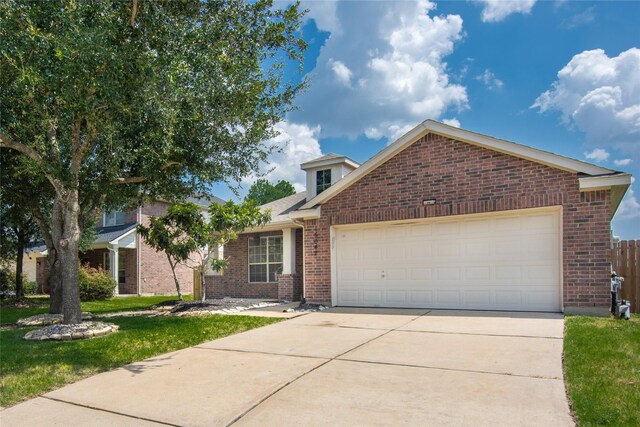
[334,208,561,312]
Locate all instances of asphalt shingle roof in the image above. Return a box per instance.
[260,192,307,223]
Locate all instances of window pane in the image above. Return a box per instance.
[105,210,125,226]
[316,169,332,194]
[118,256,126,284]
[248,238,267,263]
[268,237,283,262]
[249,264,267,282]
[268,263,283,282]
[116,211,125,225]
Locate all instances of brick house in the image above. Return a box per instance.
[31,197,223,296]
[207,120,631,315]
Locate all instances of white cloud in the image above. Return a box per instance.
[301,0,340,34]
[532,48,640,155]
[328,58,353,86]
[561,6,596,29]
[584,148,610,162]
[290,0,468,141]
[474,0,537,23]
[614,158,632,166]
[243,121,322,192]
[443,118,461,128]
[475,69,504,90]
[617,178,640,220]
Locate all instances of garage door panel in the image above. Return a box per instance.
[335,209,561,312]
[464,290,492,306]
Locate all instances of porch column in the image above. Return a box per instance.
[109,244,119,296]
[282,228,296,274]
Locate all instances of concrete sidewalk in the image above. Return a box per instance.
[1,308,573,427]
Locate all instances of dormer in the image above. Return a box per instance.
[301,153,360,202]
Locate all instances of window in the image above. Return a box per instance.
[104,252,126,284]
[316,169,332,194]
[103,210,125,227]
[248,236,283,282]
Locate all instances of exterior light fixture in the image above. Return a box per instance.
[422,199,436,205]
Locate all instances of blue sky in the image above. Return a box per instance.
[213,0,640,239]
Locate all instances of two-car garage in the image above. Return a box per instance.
[333,207,562,312]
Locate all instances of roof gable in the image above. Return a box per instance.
[301,120,623,210]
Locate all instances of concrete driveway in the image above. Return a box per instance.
[1,308,573,426]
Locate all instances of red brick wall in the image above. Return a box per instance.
[213,228,304,300]
[303,133,612,310]
[138,202,193,295]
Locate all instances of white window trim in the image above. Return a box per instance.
[248,236,283,283]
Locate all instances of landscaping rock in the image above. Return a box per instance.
[288,303,328,313]
[17,312,92,327]
[23,322,119,341]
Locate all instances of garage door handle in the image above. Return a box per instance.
[381,271,385,278]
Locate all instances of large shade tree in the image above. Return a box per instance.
[0,0,306,323]
[245,179,296,205]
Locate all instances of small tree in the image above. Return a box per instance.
[137,203,204,301]
[138,200,270,301]
[245,179,296,205]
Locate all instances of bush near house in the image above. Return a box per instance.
[0,267,39,297]
[78,266,115,301]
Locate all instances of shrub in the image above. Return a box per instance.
[0,266,15,292]
[23,279,40,295]
[79,266,115,301]
[0,267,39,296]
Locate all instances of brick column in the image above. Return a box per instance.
[204,275,226,299]
[277,273,302,301]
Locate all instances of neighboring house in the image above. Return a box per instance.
[28,196,223,296]
[206,120,631,315]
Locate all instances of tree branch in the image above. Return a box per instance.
[71,118,97,175]
[113,162,182,185]
[130,0,138,28]
[0,133,65,195]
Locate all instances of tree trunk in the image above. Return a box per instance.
[46,198,65,314]
[48,258,63,314]
[200,267,206,302]
[15,230,25,299]
[52,191,82,324]
[168,254,183,301]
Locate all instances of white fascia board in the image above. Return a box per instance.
[424,121,613,176]
[300,157,360,171]
[243,220,303,233]
[579,174,632,191]
[301,119,616,210]
[289,206,321,220]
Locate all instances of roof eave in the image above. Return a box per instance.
[301,119,618,210]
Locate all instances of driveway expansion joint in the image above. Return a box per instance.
[396,329,564,340]
[41,395,178,426]
[335,358,563,381]
[227,309,433,426]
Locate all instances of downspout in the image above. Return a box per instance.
[291,218,306,303]
[137,206,141,296]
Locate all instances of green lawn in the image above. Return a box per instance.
[0,298,280,407]
[564,314,640,426]
[0,294,192,324]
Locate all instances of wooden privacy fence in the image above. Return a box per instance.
[611,240,640,313]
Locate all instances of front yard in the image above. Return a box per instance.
[564,314,640,426]
[0,296,280,407]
